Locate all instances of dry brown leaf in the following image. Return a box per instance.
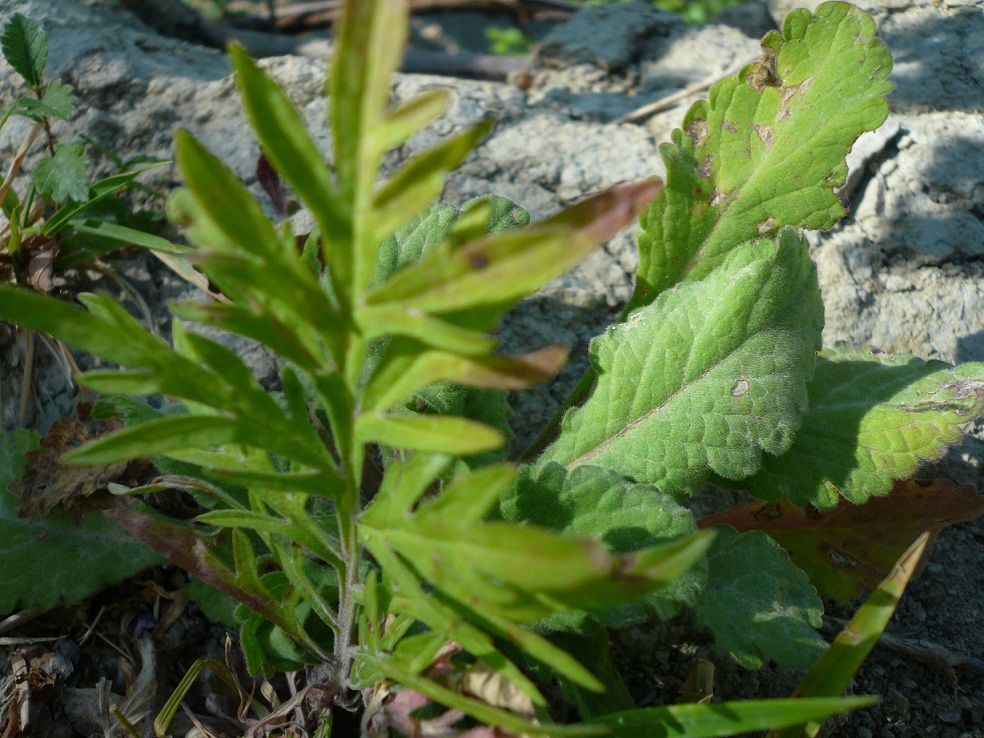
[24,236,59,294]
[699,479,984,601]
[9,403,150,517]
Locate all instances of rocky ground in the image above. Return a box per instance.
[1,0,983,735]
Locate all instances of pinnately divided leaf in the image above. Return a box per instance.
[631,1,892,310]
[361,460,713,625]
[501,463,703,629]
[738,345,984,507]
[540,230,823,496]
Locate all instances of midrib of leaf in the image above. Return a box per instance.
[563,338,757,469]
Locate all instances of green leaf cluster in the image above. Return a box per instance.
[0,1,977,736]
[0,12,192,288]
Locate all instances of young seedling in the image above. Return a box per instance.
[0,13,204,427]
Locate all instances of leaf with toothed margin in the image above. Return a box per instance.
[539,230,823,497]
[630,0,893,312]
[728,345,984,508]
[696,526,826,669]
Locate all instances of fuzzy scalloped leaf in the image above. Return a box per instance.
[736,345,984,507]
[1,13,47,87]
[0,430,163,614]
[373,204,458,287]
[500,463,703,629]
[699,480,984,602]
[696,526,825,669]
[539,230,822,496]
[33,142,89,204]
[630,1,892,310]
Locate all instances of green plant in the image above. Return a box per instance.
[486,26,532,57]
[1,0,981,735]
[577,0,749,25]
[0,12,199,426]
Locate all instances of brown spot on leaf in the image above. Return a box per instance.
[942,378,984,402]
[731,379,750,397]
[695,155,713,179]
[754,124,774,152]
[722,120,737,134]
[778,78,813,122]
[746,47,780,92]
[469,252,488,270]
[685,119,710,147]
[757,216,777,235]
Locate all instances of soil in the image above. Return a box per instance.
[2,1,983,737]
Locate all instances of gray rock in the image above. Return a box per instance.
[536,1,683,72]
[815,111,984,362]
[714,0,776,39]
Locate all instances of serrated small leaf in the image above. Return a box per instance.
[739,345,984,507]
[501,463,703,628]
[696,526,825,669]
[540,231,822,496]
[1,13,47,87]
[32,142,89,203]
[631,0,892,309]
[14,80,76,121]
[0,430,163,613]
[700,479,984,602]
